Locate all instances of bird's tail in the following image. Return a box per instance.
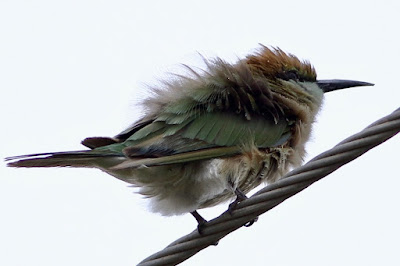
[5,150,122,168]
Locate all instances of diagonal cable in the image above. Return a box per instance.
[138,107,400,266]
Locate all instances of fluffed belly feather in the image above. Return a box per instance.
[103,145,296,216]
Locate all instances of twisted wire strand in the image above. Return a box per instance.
[138,107,400,266]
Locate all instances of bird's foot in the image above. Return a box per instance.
[190,211,219,245]
[191,210,207,235]
[228,188,258,227]
[228,188,248,214]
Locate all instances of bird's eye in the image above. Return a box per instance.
[279,70,304,82]
[285,70,299,80]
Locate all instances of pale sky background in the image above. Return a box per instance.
[1,1,399,265]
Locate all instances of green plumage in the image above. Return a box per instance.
[118,111,291,161]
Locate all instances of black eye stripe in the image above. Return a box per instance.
[278,70,308,82]
[286,71,298,80]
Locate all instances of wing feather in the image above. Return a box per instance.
[106,110,291,169]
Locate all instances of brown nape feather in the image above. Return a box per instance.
[204,58,283,121]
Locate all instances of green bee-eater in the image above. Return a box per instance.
[6,46,373,225]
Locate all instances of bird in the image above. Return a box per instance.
[6,45,373,228]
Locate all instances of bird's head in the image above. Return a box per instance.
[245,46,373,119]
[247,46,373,94]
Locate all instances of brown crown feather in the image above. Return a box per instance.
[246,46,316,82]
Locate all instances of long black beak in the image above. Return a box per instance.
[317,79,374,93]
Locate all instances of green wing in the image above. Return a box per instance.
[99,109,291,169]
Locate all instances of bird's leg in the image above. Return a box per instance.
[228,188,248,211]
[190,211,219,245]
[191,210,207,234]
[228,188,258,227]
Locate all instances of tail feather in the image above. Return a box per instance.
[5,150,121,168]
